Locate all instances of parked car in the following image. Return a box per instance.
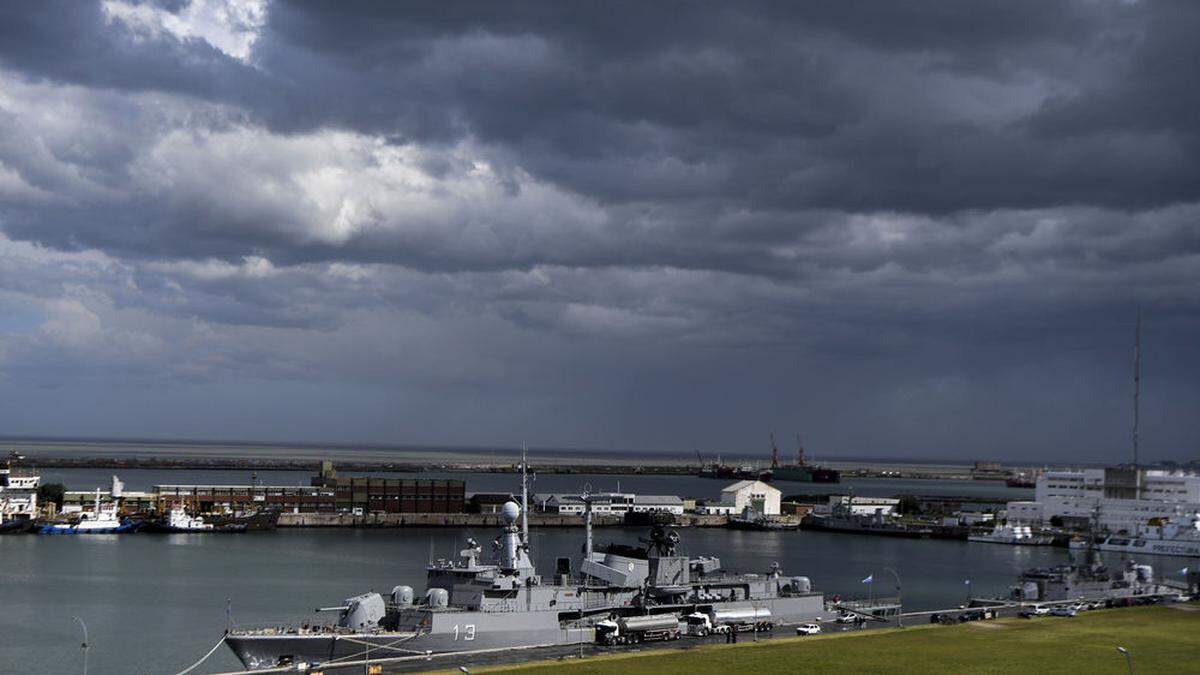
[795,623,822,635]
[1020,605,1050,618]
[1050,605,1077,617]
[958,610,987,622]
[834,613,857,624]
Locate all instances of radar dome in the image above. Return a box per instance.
[501,501,521,523]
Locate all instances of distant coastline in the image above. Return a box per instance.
[0,433,1126,469]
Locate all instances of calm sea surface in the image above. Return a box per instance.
[0,526,1168,675]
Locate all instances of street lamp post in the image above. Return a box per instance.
[883,567,903,627]
[1116,646,1133,675]
[71,616,88,675]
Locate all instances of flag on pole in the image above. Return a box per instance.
[861,574,873,584]
[1182,567,1190,575]
[964,579,971,585]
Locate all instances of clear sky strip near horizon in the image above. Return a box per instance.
[0,1,1197,463]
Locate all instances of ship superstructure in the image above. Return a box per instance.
[1009,557,1164,603]
[0,456,39,529]
[1092,513,1200,558]
[225,460,825,670]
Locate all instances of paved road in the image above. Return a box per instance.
[369,611,986,674]
[224,601,1126,673]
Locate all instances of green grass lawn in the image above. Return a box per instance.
[450,606,1200,674]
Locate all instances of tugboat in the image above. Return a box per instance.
[142,508,249,533]
[36,489,138,534]
[727,507,800,531]
[224,457,826,670]
[802,502,933,538]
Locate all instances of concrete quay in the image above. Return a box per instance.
[277,512,730,528]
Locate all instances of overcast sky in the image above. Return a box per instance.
[0,1,1197,463]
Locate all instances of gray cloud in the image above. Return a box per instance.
[0,1,1197,460]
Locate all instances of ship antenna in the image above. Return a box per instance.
[582,483,593,561]
[520,443,529,543]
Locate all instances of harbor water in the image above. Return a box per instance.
[0,525,1168,674]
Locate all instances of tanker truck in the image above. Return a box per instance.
[684,607,773,636]
[595,614,681,645]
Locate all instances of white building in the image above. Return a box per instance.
[0,462,39,520]
[721,480,781,516]
[543,493,636,515]
[694,501,737,515]
[1006,468,1200,532]
[631,495,685,515]
[817,495,900,517]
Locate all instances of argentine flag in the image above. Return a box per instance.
[861,574,873,584]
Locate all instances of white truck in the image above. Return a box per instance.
[684,607,774,636]
[595,614,681,645]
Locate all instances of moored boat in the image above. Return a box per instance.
[968,523,1053,546]
[224,458,826,670]
[142,508,248,533]
[1092,514,1200,558]
[35,490,137,534]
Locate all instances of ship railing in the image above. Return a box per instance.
[830,596,902,612]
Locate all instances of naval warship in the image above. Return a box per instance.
[225,465,825,670]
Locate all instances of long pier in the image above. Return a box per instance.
[277,513,730,528]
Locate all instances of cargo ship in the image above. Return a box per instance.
[768,435,840,484]
[224,460,826,670]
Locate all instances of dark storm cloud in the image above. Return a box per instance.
[0,1,269,104]
[2,1,1195,255]
[0,1,1197,459]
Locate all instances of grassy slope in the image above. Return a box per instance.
[447,606,1200,675]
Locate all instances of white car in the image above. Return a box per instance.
[834,614,857,624]
[1050,605,1077,617]
[795,623,822,635]
[1020,605,1050,617]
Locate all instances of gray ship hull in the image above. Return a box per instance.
[229,607,584,669]
[227,595,823,670]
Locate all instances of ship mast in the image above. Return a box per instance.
[520,443,529,543]
[1132,311,1142,499]
[770,433,780,469]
